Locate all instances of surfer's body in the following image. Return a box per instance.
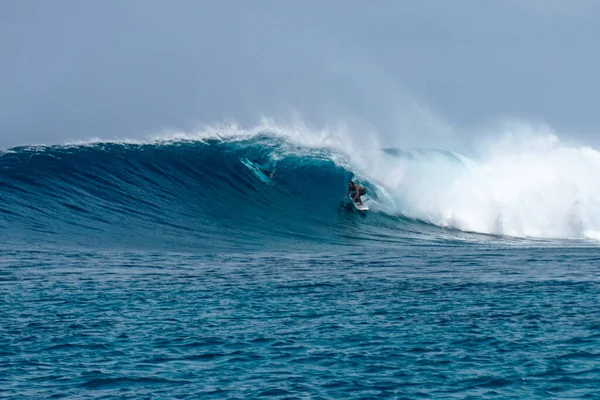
[345,181,366,205]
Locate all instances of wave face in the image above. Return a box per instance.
[2,130,600,250]
[0,137,437,250]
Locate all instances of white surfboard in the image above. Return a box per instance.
[352,200,369,211]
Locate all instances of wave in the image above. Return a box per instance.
[0,136,436,250]
[1,126,600,250]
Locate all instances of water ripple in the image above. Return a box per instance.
[2,246,600,398]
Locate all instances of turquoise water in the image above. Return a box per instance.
[2,139,600,398]
[3,246,600,398]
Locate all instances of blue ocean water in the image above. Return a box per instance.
[2,137,600,398]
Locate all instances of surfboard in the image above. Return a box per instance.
[351,199,369,211]
[239,157,272,185]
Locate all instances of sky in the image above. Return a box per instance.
[1,0,599,148]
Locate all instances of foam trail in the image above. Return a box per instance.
[363,125,600,239]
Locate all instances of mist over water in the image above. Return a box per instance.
[370,125,600,240]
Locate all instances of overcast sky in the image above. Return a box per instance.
[1,0,599,148]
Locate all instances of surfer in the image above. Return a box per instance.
[345,181,366,205]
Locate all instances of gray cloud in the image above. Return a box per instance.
[1,0,599,148]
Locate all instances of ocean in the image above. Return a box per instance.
[2,133,600,399]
